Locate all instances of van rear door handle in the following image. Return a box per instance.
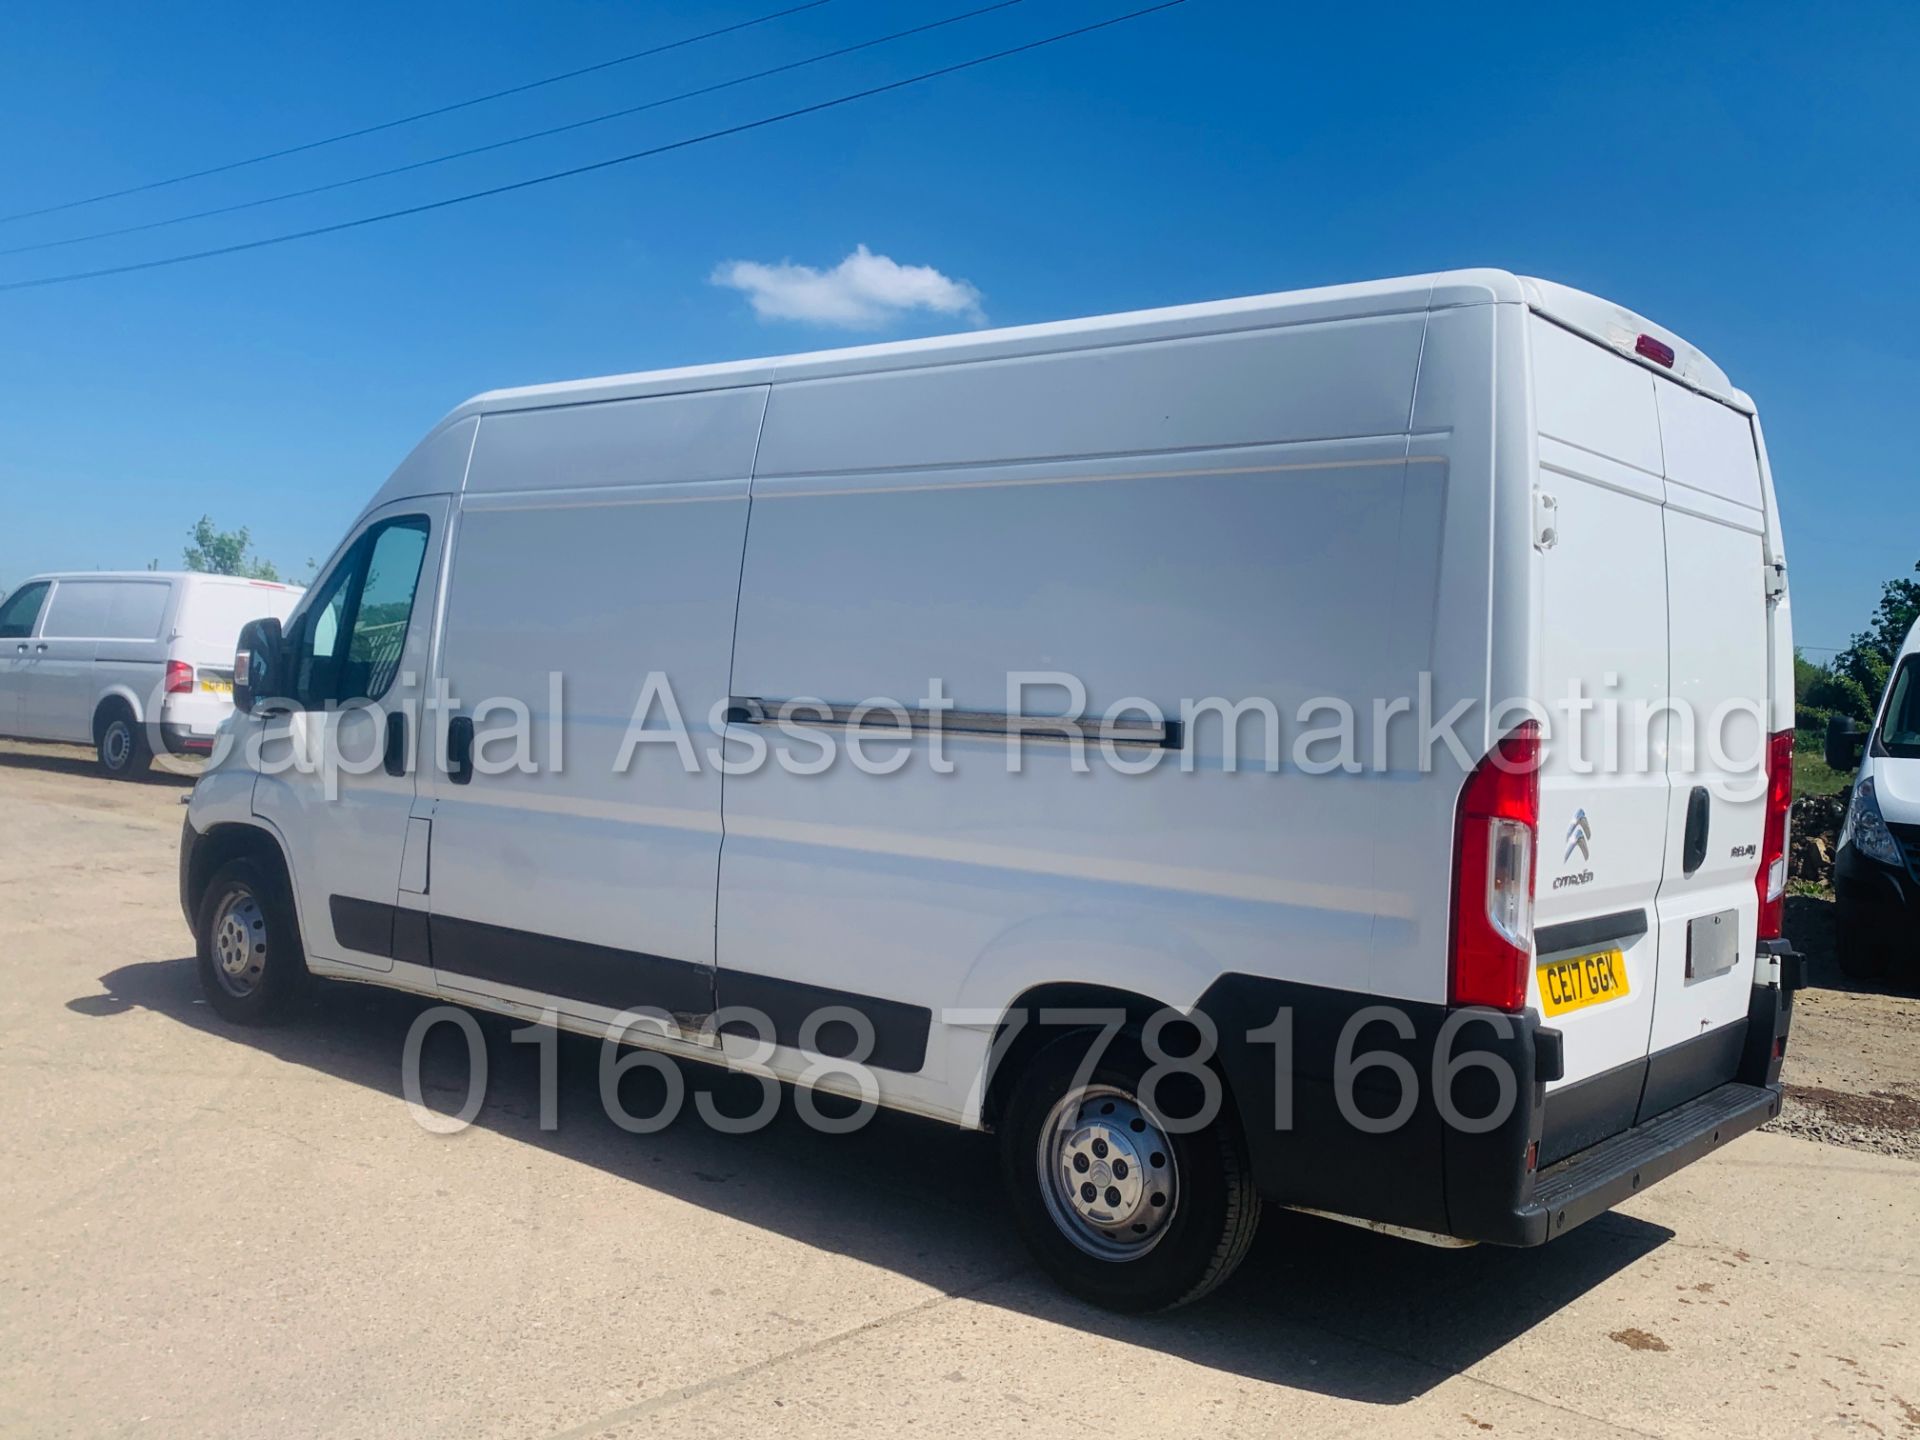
[1682,786,1711,876]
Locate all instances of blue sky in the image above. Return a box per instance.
[0,0,1914,654]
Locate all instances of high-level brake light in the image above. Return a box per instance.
[1634,333,1676,368]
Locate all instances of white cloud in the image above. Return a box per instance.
[710,244,985,329]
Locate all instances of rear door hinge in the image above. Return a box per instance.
[1763,561,1787,603]
[1533,490,1560,552]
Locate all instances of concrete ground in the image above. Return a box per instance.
[1,739,1916,1439]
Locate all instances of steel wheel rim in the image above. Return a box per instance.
[1036,1083,1179,1262]
[210,887,269,998]
[103,720,131,768]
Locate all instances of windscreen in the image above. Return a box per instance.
[1878,656,1920,760]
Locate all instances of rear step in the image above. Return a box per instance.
[1520,1082,1782,1244]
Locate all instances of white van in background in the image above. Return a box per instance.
[181,269,1798,1310]
[0,572,302,776]
[1828,616,1920,976]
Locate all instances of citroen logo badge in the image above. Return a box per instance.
[1565,809,1592,863]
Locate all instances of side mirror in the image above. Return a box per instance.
[1824,713,1866,773]
[233,616,284,716]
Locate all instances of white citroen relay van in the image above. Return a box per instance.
[179,270,1798,1310]
[1829,615,1920,976]
[0,571,302,776]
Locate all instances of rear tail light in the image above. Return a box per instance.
[164,660,194,695]
[1756,729,1794,940]
[1449,722,1541,1011]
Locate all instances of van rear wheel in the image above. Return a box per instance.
[195,858,307,1023]
[1000,1030,1260,1312]
[96,706,151,779]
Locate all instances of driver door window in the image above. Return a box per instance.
[293,516,430,708]
[0,582,51,639]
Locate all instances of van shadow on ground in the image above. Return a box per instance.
[73,956,1671,1403]
[0,744,196,785]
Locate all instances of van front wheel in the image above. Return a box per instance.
[1835,912,1895,982]
[195,858,307,1023]
[1000,1030,1260,1312]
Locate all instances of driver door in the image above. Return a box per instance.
[0,582,53,737]
[252,498,447,973]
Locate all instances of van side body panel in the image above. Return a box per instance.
[721,305,1499,1127]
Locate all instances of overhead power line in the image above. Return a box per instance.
[1,1,1023,259]
[0,2,1186,295]
[0,0,836,226]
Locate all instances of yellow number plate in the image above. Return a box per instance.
[1537,948,1630,1017]
[199,678,233,694]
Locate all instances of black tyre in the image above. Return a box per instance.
[195,857,308,1023]
[96,705,152,779]
[1000,1029,1260,1312]
[1835,911,1894,981]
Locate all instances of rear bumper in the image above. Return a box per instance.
[157,723,215,756]
[155,692,233,754]
[1198,946,1796,1247]
[1518,1081,1781,1243]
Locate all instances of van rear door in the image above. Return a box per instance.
[174,578,300,683]
[1642,380,1772,1115]
[1528,317,1669,1159]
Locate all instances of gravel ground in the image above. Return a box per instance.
[1768,892,1920,1159]
[3,738,1918,1438]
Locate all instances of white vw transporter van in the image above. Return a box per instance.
[0,571,302,776]
[180,270,1799,1310]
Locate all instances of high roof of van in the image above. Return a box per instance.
[15,570,300,589]
[450,268,1746,423]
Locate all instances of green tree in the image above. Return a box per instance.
[1796,561,1920,731]
[1793,649,1826,706]
[1796,654,1872,734]
[1830,560,1919,714]
[183,516,281,581]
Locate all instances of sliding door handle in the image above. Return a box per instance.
[384,711,408,778]
[446,715,474,785]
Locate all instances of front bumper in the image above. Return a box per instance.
[1834,840,1920,944]
[179,813,201,931]
[1199,947,1796,1247]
